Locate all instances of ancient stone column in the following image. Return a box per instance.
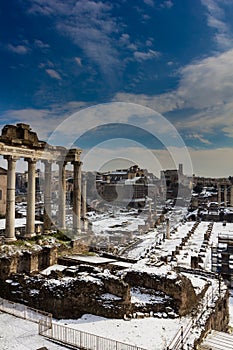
[154,194,157,217]
[166,217,170,239]
[82,179,88,231]
[230,186,233,207]
[57,161,66,230]
[224,185,228,207]
[218,184,221,206]
[43,160,52,232]
[25,158,37,238]
[73,161,82,235]
[4,155,18,242]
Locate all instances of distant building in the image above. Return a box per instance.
[96,165,148,208]
[160,163,192,203]
[212,232,233,287]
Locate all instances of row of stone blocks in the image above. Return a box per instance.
[171,221,200,257]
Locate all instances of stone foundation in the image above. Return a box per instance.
[0,267,131,319]
[124,268,197,316]
[0,246,57,279]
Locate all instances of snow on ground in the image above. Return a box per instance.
[57,313,187,350]
[131,287,165,305]
[0,218,43,230]
[41,263,67,275]
[146,221,233,271]
[181,272,208,295]
[91,213,146,235]
[0,311,68,350]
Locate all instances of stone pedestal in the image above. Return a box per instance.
[166,218,170,239]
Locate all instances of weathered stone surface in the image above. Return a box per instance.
[124,269,197,316]
[0,123,45,149]
[0,246,57,279]
[0,270,131,319]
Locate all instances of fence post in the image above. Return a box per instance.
[181,326,184,350]
[80,331,82,348]
[96,335,99,350]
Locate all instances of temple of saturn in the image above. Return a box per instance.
[0,123,84,242]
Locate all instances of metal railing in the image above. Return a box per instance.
[0,297,52,325]
[166,275,225,350]
[167,320,193,350]
[39,320,147,350]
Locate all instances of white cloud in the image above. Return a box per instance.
[186,134,212,145]
[113,91,182,114]
[201,0,233,50]
[34,39,50,49]
[0,108,58,140]
[74,57,82,66]
[143,0,154,6]
[0,101,87,140]
[114,48,233,138]
[7,44,29,54]
[133,49,160,61]
[45,69,62,80]
[28,0,120,80]
[161,1,173,9]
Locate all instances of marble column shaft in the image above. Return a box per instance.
[224,186,228,207]
[218,184,221,206]
[44,160,52,231]
[231,186,233,207]
[58,161,66,230]
[82,179,87,219]
[25,158,37,237]
[4,156,18,241]
[73,161,82,233]
[82,179,88,230]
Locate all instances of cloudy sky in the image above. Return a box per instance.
[1,0,233,177]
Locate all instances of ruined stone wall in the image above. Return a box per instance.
[0,246,57,279]
[0,270,131,319]
[125,269,197,316]
[194,289,229,348]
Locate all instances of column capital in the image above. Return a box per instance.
[24,157,37,163]
[4,155,19,162]
[42,159,53,165]
[57,160,67,167]
[72,160,82,166]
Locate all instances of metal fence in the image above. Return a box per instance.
[0,297,52,325]
[39,320,147,350]
[167,319,193,350]
[166,275,224,350]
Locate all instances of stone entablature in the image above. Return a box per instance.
[0,123,43,148]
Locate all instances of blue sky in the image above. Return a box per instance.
[1,0,233,176]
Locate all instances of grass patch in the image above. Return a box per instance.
[52,230,71,242]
